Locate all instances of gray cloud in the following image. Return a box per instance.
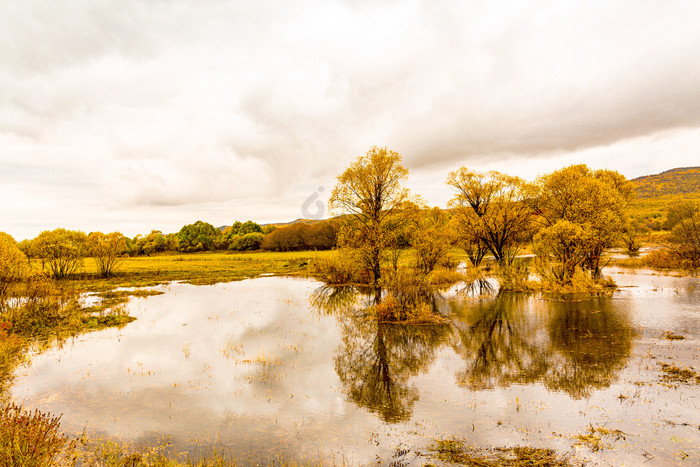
[2,0,700,239]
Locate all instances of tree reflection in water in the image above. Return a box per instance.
[334,317,451,423]
[451,294,549,391]
[311,282,636,424]
[545,298,635,398]
[451,292,635,399]
[311,284,451,423]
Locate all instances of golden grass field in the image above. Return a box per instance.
[55,250,340,291]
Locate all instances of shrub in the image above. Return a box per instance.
[229,233,264,251]
[0,322,25,395]
[497,262,537,292]
[1,275,76,337]
[0,404,75,466]
[373,269,447,323]
[0,233,29,308]
[373,294,439,324]
[617,248,692,270]
[32,228,88,279]
[310,251,365,285]
[426,268,466,287]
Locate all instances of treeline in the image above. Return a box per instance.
[4,219,340,279]
[130,219,339,254]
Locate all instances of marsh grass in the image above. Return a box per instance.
[0,275,142,401]
[0,403,76,466]
[659,363,700,384]
[75,435,328,466]
[662,331,686,340]
[57,250,338,291]
[616,247,698,272]
[428,438,573,466]
[573,425,625,452]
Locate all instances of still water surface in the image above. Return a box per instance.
[9,269,700,465]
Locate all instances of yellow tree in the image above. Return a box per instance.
[33,229,88,279]
[329,147,411,289]
[666,202,700,268]
[412,207,453,275]
[88,232,128,277]
[0,232,29,309]
[530,165,632,279]
[447,169,532,267]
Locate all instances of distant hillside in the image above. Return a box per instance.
[261,218,323,228]
[628,166,700,229]
[632,166,700,198]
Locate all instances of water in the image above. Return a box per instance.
[8,269,700,465]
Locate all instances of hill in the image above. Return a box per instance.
[628,166,700,229]
[632,167,700,198]
[261,218,323,228]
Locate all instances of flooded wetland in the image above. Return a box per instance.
[8,268,700,466]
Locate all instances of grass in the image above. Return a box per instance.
[659,363,700,385]
[662,331,686,340]
[0,276,144,400]
[572,425,625,452]
[615,247,698,272]
[39,250,339,292]
[574,425,625,452]
[428,438,573,466]
[0,409,327,467]
[0,403,76,466]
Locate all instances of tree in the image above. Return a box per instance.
[664,202,698,231]
[229,233,264,251]
[529,165,632,279]
[665,202,700,268]
[238,220,263,235]
[620,218,648,256]
[0,232,29,308]
[329,147,411,289]
[17,239,35,266]
[32,229,88,279]
[220,221,264,250]
[88,232,127,277]
[412,207,452,275]
[131,230,167,255]
[261,223,306,251]
[177,221,220,252]
[532,220,591,283]
[449,213,488,267]
[447,169,532,267]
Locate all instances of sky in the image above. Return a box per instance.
[2,0,700,241]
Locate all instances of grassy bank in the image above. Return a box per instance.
[43,250,339,292]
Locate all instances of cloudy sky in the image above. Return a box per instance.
[2,0,700,240]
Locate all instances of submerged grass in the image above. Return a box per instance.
[659,363,700,384]
[661,331,686,340]
[428,438,573,466]
[572,425,626,452]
